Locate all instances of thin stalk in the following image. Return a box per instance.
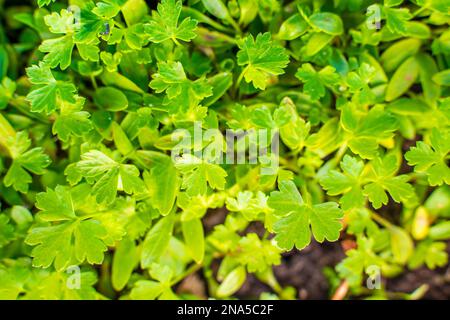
[371,211,393,228]
[170,263,203,286]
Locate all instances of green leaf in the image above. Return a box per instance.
[389,226,414,264]
[278,98,310,150]
[100,52,122,72]
[130,264,176,300]
[336,237,381,288]
[112,235,137,291]
[145,0,198,44]
[25,186,109,271]
[73,150,145,204]
[202,72,233,107]
[138,151,179,216]
[341,104,398,159]
[39,35,74,70]
[149,61,212,113]
[304,32,333,57]
[405,128,450,186]
[0,215,15,247]
[112,122,134,156]
[37,0,56,7]
[182,218,205,263]
[25,63,78,114]
[175,154,227,196]
[308,12,344,35]
[408,240,448,269]
[94,87,129,111]
[386,98,430,115]
[385,56,419,102]
[44,9,76,34]
[201,0,230,20]
[0,78,16,110]
[74,2,106,43]
[277,13,308,40]
[429,221,450,240]
[3,132,51,193]
[216,266,246,298]
[295,63,340,100]
[53,96,93,142]
[237,32,289,90]
[93,0,127,19]
[320,155,365,210]
[432,70,450,86]
[122,0,148,25]
[236,233,281,273]
[416,53,441,103]
[141,214,175,269]
[363,154,417,209]
[380,38,421,73]
[268,180,343,250]
[384,7,412,35]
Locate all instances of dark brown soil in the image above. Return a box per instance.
[273,241,346,299]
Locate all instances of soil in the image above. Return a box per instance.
[273,241,346,300]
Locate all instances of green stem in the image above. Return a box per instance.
[172,37,182,47]
[170,263,202,286]
[181,7,234,34]
[371,212,393,228]
[412,6,428,17]
[334,141,348,164]
[233,66,248,94]
[226,17,242,36]
[90,75,98,90]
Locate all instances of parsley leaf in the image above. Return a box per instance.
[363,154,417,209]
[236,233,281,273]
[145,0,198,44]
[175,154,227,196]
[320,155,365,210]
[130,263,176,299]
[295,63,340,100]
[340,104,398,159]
[405,128,450,186]
[39,35,74,70]
[69,150,146,204]
[384,7,412,35]
[0,215,15,247]
[25,63,78,114]
[93,0,127,19]
[149,61,212,113]
[237,32,289,90]
[4,132,51,193]
[336,237,382,288]
[53,96,93,142]
[25,186,109,271]
[268,180,343,250]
